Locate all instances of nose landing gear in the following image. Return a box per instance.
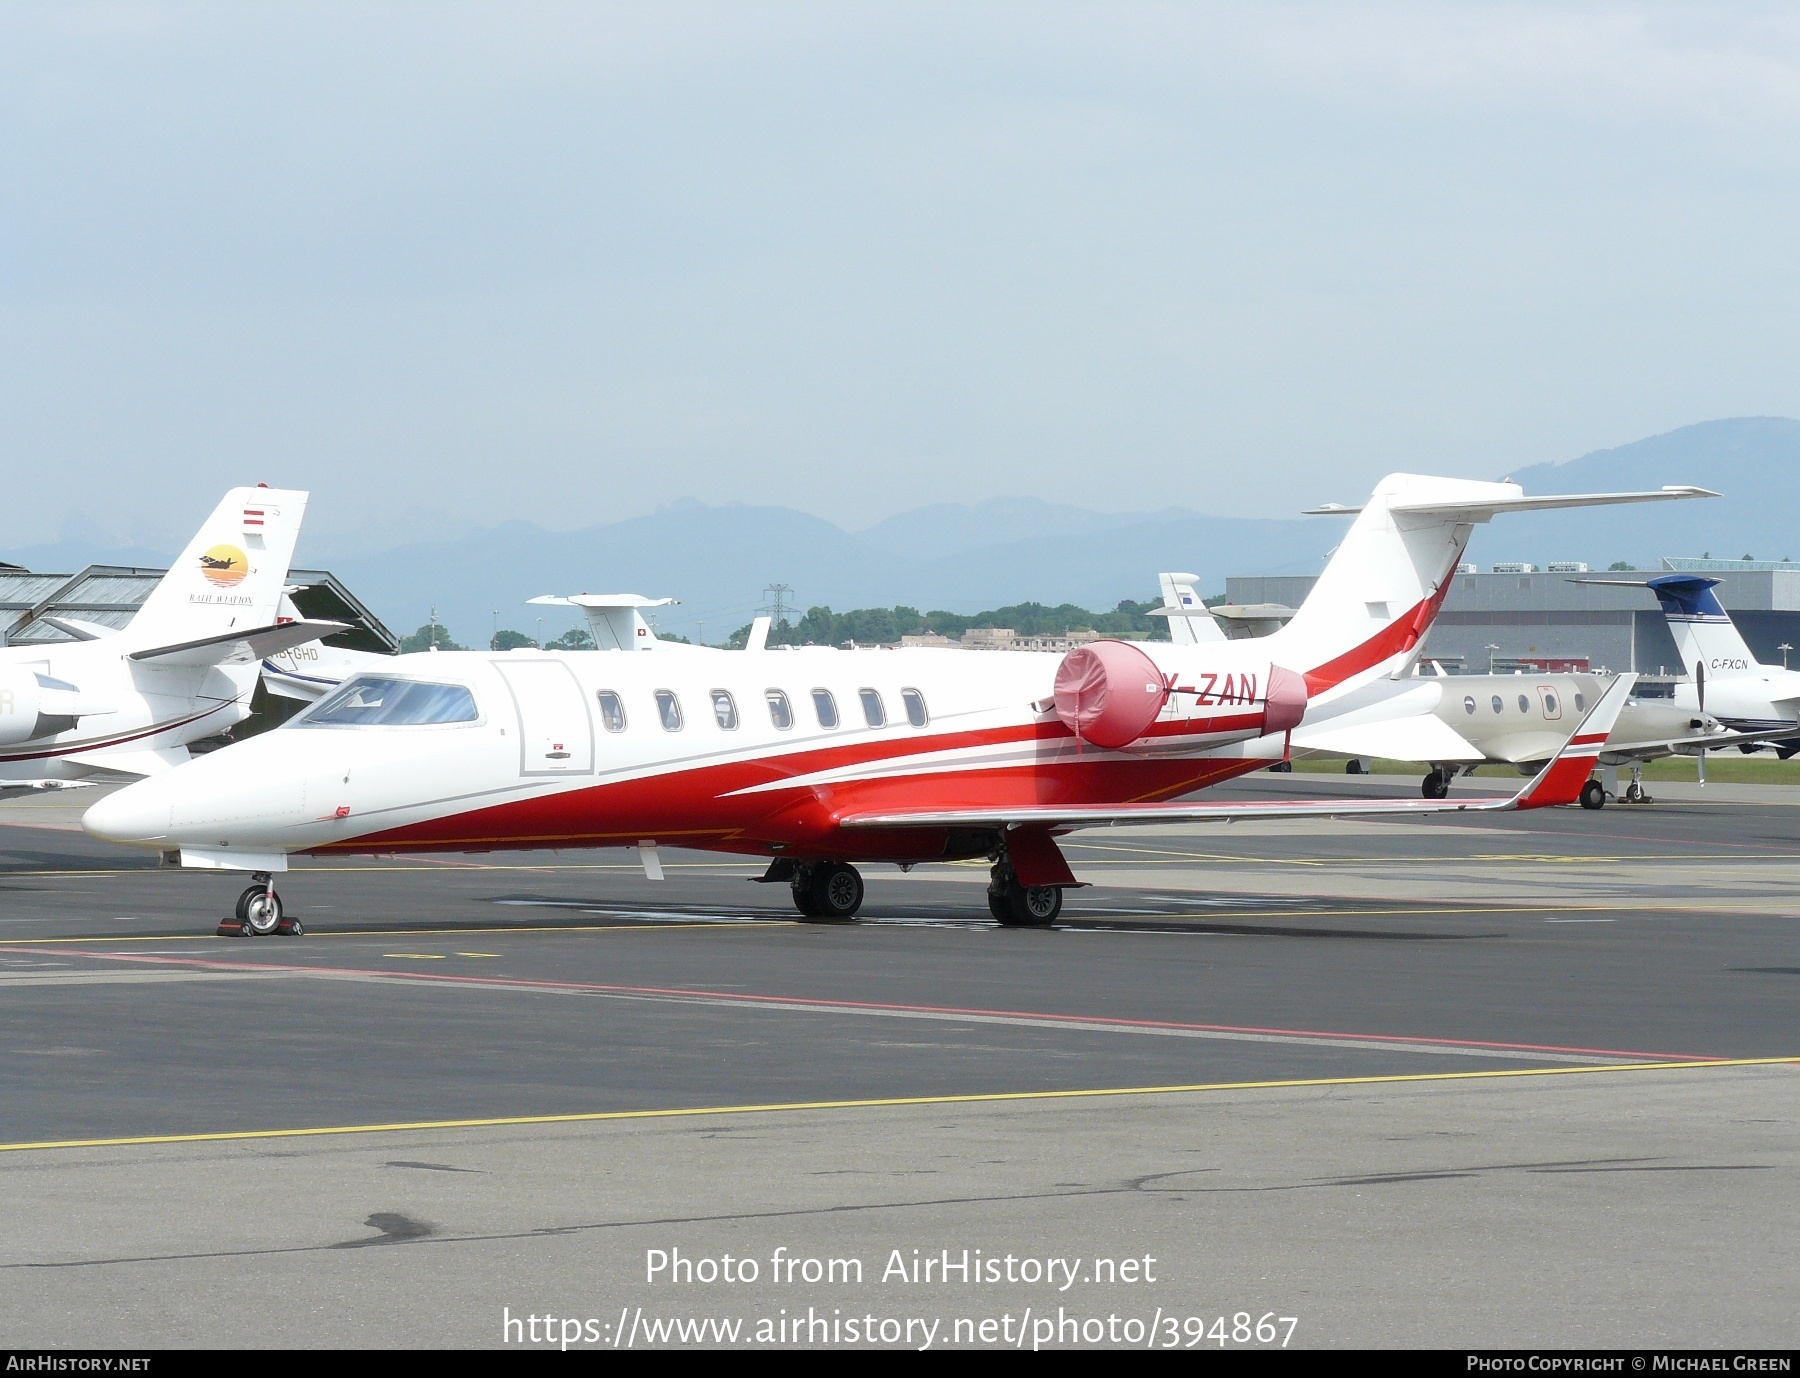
[217,873,304,937]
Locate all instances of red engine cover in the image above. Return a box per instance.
[1264,663,1308,734]
[1054,641,1169,749]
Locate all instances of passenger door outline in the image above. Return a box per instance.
[495,660,596,776]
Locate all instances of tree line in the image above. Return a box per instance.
[724,599,1171,649]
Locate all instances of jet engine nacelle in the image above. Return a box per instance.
[1053,640,1307,750]
[0,667,86,745]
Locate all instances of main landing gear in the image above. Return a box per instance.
[217,873,304,938]
[789,862,866,920]
[765,852,1065,928]
[987,857,1062,928]
[1420,768,1451,799]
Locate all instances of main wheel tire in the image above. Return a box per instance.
[234,885,259,921]
[807,863,864,919]
[1420,771,1449,799]
[790,878,821,917]
[1579,778,1606,810]
[986,891,1009,922]
[1000,884,1062,928]
[1345,759,1365,776]
[242,888,283,936]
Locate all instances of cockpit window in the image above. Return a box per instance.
[303,676,478,727]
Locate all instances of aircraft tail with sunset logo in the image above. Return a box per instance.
[121,487,312,649]
[0,486,344,789]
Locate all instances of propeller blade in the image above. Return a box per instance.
[1699,747,1707,787]
[1696,659,1706,714]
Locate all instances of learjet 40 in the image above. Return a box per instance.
[82,473,1708,933]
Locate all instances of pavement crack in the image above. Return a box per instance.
[383,1160,481,1174]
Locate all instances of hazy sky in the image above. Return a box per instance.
[3,2,1797,550]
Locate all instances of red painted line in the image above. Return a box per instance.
[0,703,232,763]
[8,946,1724,1064]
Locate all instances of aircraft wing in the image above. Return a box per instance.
[1290,713,1484,763]
[842,676,1635,832]
[127,620,348,668]
[1597,723,1800,764]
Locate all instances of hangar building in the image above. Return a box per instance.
[0,564,397,653]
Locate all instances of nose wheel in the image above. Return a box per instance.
[218,874,304,937]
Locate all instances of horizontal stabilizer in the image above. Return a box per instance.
[41,616,116,642]
[529,594,677,610]
[1292,714,1484,763]
[528,593,677,651]
[129,620,346,668]
[1305,486,1716,520]
[62,745,192,778]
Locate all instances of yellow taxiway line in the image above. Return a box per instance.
[1,1056,1793,1155]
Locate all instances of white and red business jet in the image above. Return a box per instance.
[84,474,1708,935]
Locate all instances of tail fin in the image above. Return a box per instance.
[123,487,309,646]
[1647,575,1760,679]
[1149,572,1224,645]
[1266,475,1714,701]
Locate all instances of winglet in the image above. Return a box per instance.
[1508,674,1637,810]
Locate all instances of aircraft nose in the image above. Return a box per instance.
[82,778,173,846]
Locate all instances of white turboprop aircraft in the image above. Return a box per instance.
[0,487,338,789]
[84,473,1710,935]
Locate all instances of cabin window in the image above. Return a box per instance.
[859,688,886,728]
[812,688,838,729]
[1463,695,1477,715]
[766,689,793,730]
[655,690,683,732]
[711,690,738,730]
[1517,694,1530,714]
[902,688,928,727]
[1491,695,1503,714]
[1543,691,1560,718]
[596,690,627,733]
[305,676,478,727]
[1574,692,1586,712]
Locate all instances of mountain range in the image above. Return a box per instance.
[7,417,1796,645]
